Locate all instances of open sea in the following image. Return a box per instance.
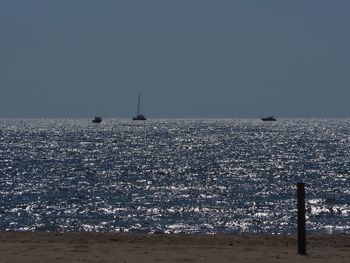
[0,119,349,234]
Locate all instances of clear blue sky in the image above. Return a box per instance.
[1,0,349,118]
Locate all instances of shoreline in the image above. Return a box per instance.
[0,232,349,262]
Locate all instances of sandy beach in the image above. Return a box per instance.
[0,232,349,263]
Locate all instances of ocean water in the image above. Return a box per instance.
[0,118,349,234]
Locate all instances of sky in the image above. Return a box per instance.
[0,0,349,118]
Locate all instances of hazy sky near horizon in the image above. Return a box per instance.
[1,0,350,118]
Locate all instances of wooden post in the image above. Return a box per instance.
[297,182,307,255]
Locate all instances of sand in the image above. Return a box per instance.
[0,232,349,262]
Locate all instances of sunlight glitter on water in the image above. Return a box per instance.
[0,118,349,234]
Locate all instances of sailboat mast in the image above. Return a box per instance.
[137,92,141,115]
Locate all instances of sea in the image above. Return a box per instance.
[0,119,349,234]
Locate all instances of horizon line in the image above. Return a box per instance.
[0,116,350,119]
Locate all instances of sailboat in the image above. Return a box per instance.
[132,92,147,120]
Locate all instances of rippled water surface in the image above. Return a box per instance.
[0,119,349,234]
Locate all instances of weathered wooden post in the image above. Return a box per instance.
[297,182,307,255]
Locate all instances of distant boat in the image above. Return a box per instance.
[261,116,277,121]
[133,93,147,121]
[92,117,102,123]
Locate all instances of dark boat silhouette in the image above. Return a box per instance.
[261,116,277,121]
[133,93,147,121]
[92,117,102,123]
[133,114,147,121]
